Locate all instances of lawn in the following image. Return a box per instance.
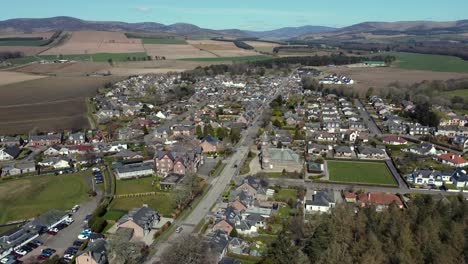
[274,189,297,202]
[327,160,396,186]
[178,55,271,62]
[142,38,188,45]
[386,52,468,73]
[115,176,160,195]
[0,172,91,225]
[110,193,174,216]
[443,89,468,100]
[102,209,127,221]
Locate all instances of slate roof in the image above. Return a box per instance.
[305,190,335,207]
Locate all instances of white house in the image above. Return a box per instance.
[304,190,336,213]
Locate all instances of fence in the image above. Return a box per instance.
[113,192,156,198]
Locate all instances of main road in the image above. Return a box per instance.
[147,77,284,264]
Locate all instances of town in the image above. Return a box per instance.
[0,63,467,264]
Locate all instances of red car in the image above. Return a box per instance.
[37,255,50,261]
[47,230,58,235]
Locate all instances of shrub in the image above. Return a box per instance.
[91,217,107,233]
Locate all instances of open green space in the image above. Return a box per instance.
[110,193,174,216]
[178,55,271,62]
[115,176,159,195]
[102,209,127,221]
[327,160,396,186]
[274,189,297,202]
[0,172,91,225]
[386,52,468,73]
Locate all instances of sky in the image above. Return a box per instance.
[2,0,468,30]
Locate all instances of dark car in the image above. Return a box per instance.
[73,240,84,247]
[26,242,39,249]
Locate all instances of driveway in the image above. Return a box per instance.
[197,157,220,177]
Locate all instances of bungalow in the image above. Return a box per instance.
[117,206,160,240]
[357,146,386,160]
[159,173,184,190]
[0,146,20,161]
[113,162,154,180]
[304,190,336,213]
[404,143,437,156]
[356,192,404,211]
[436,153,468,167]
[38,157,71,169]
[0,162,36,177]
[407,169,451,186]
[0,136,22,147]
[44,145,62,156]
[383,136,408,146]
[307,142,328,156]
[334,145,354,158]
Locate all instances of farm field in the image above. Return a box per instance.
[0,71,46,86]
[0,46,48,56]
[15,61,111,76]
[327,160,396,186]
[0,75,122,134]
[326,66,468,94]
[0,172,91,225]
[7,52,149,66]
[187,39,258,57]
[0,39,49,46]
[110,193,175,216]
[141,38,188,45]
[144,43,215,59]
[179,55,271,62]
[387,52,468,73]
[41,31,145,55]
[244,41,280,53]
[115,176,160,195]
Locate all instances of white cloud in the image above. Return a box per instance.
[133,6,153,13]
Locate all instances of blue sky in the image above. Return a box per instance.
[2,0,468,30]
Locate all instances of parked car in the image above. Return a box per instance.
[84,214,92,223]
[73,240,84,247]
[175,226,183,233]
[71,205,80,213]
[13,248,28,256]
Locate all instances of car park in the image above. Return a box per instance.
[0,255,16,264]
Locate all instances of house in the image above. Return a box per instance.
[154,145,202,176]
[451,168,468,188]
[68,132,86,144]
[356,192,403,211]
[0,136,22,147]
[383,136,408,145]
[159,173,185,190]
[334,145,354,158]
[113,162,154,180]
[112,149,143,161]
[357,146,386,160]
[207,230,230,261]
[404,143,437,156]
[436,153,468,167]
[28,134,61,146]
[75,239,107,264]
[0,162,35,177]
[44,145,62,156]
[117,127,144,141]
[200,136,219,153]
[304,190,336,213]
[0,146,20,161]
[117,206,160,240]
[407,124,431,136]
[38,157,71,169]
[307,161,324,173]
[452,135,468,152]
[213,219,234,235]
[307,142,328,156]
[407,169,452,186]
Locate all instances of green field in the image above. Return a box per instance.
[0,40,49,46]
[0,172,91,225]
[327,160,396,186]
[7,52,149,65]
[110,193,174,216]
[387,52,468,73]
[178,55,271,62]
[443,89,468,99]
[274,189,297,202]
[141,38,188,45]
[115,176,160,195]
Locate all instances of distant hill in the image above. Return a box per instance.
[0,16,251,38]
[246,26,337,39]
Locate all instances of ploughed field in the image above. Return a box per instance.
[0,75,121,134]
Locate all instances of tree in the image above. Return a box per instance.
[107,229,148,264]
[160,235,217,264]
[216,127,226,140]
[230,228,238,237]
[229,128,241,144]
[263,231,300,264]
[203,124,214,137]
[107,58,113,66]
[366,87,375,98]
[273,119,283,128]
[196,125,203,138]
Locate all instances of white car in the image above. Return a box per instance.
[77,234,90,240]
[14,248,28,256]
[63,254,75,260]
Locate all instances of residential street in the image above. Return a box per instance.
[355,98,382,135]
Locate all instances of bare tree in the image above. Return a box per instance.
[159,235,217,264]
[107,229,148,264]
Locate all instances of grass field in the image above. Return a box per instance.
[443,89,468,99]
[274,189,297,202]
[387,52,468,73]
[110,193,174,216]
[0,172,91,225]
[327,160,396,186]
[178,55,271,62]
[7,52,148,65]
[115,176,159,195]
[141,38,187,45]
[0,40,49,46]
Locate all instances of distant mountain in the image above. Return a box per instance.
[246,25,337,39]
[337,20,468,33]
[0,16,251,38]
